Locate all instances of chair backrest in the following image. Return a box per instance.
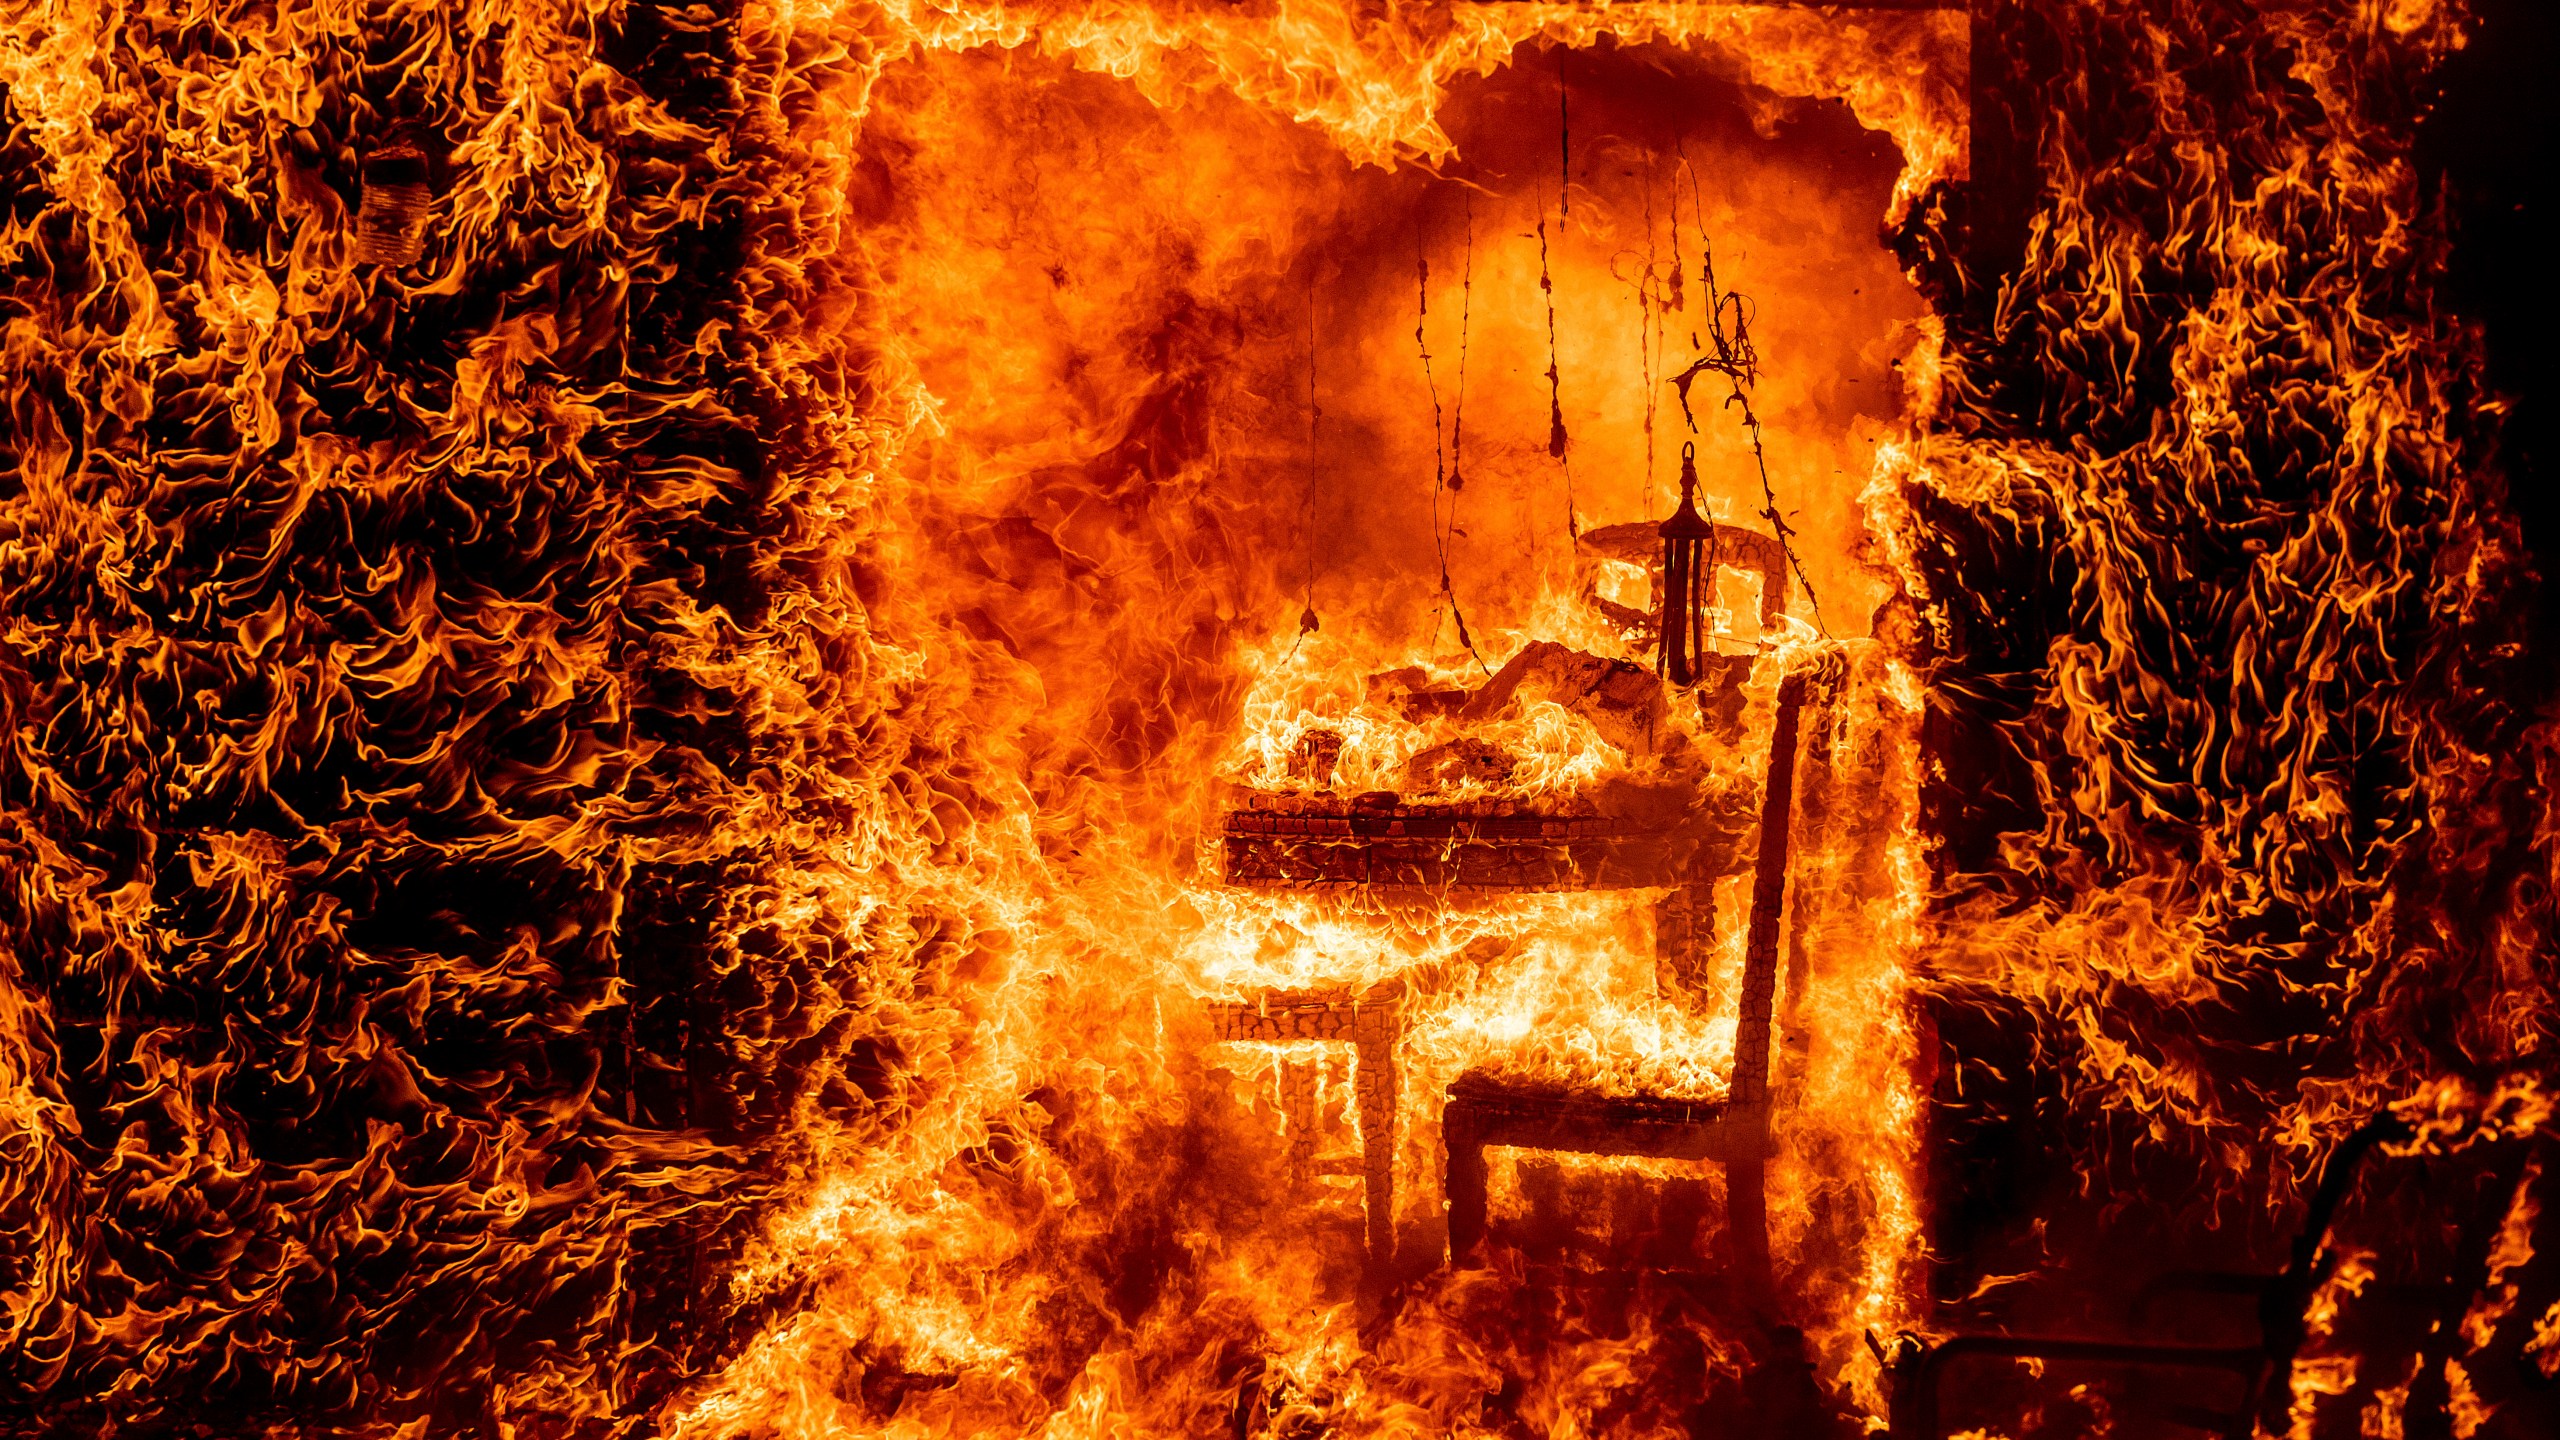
[1728,670,1813,1118]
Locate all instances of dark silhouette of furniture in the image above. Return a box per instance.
[1881,1115,2413,1439]
[1203,983,1404,1271]
[1215,521,1814,1290]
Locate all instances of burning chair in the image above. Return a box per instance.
[1201,981,1406,1270]
[1209,769,1743,1281]
[1434,462,1830,1293]
[1439,662,1825,1294]
[1214,455,1837,1293]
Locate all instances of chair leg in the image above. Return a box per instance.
[1654,877,1716,1010]
[1445,1111,1488,1266]
[1727,1145,1772,1302]
[1356,1035,1398,1271]
[1280,1058,1318,1180]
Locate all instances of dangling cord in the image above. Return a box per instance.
[1288,274,1321,663]
[1436,196,1488,675]
[1675,137,1706,330]
[1558,43,1571,232]
[1415,205,1487,675]
[1639,151,1659,519]
[1416,211,1442,644]
[1669,235,1830,638]
[1449,194,1473,501]
[1734,379,1825,637]
[1534,187,1561,585]
[1548,43,1576,554]
[1665,131,1688,318]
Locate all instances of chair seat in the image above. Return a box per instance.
[1443,1073,1748,1162]
[1442,1071,1765,1267]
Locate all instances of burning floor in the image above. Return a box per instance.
[0,2,2554,1438]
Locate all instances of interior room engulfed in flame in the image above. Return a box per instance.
[716,12,1947,1432]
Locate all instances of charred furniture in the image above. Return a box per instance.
[1438,666,1819,1293]
[1216,494,1815,1288]
[1204,984,1405,1271]
[1220,797,1744,895]
[1882,1115,2412,1440]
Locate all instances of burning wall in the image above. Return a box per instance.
[0,1,2550,1437]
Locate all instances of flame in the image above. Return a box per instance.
[662,3,1941,1432]
[2,0,2547,1434]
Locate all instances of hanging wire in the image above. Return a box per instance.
[1540,203,1569,464]
[1287,274,1320,663]
[1537,192,1570,587]
[1667,226,1830,638]
[1548,44,1576,549]
[1431,197,1488,675]
[1676,142,1705,349]
[1413,199,1489,676]
[1558,43,1571,229]
[1415,213,1443,643]
[1665,150,1722,657]
[1638,153,1659,519]
[1450,193,1472,500]
[1664,130,1688,318]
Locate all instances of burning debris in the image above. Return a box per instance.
[0,2,2551,1438]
